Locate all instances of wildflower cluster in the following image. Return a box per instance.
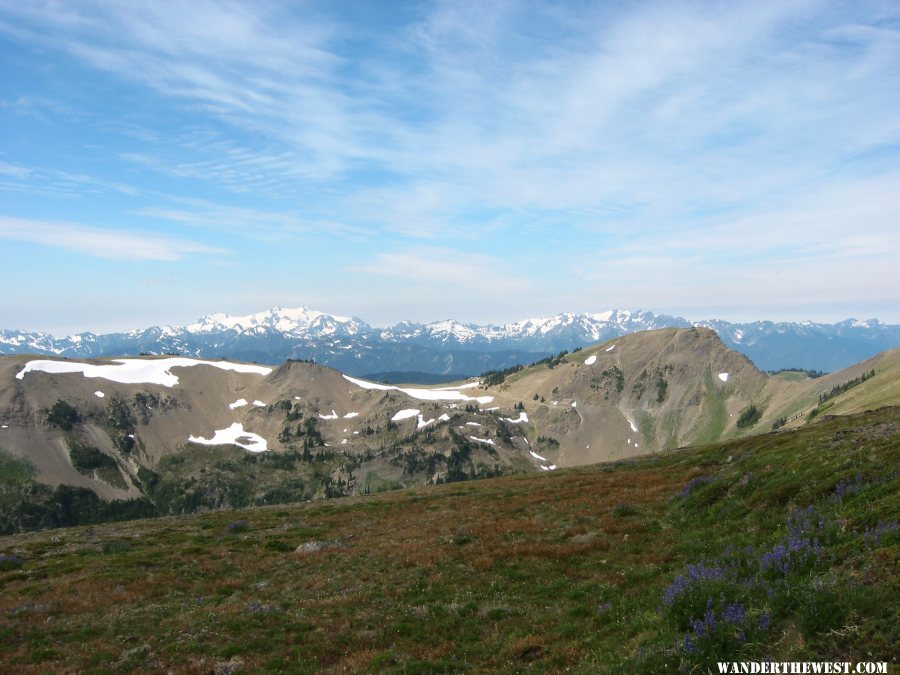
[662,506,833,663]
[863,520,899,548]
[678,475,715,498]
[662,467,898,668]
[758,505,830,578]
[0,553,22,570]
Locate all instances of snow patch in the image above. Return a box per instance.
[391,409,420,421]
[188,423,268,453]
[571,401,577,408]
[343,412,359,419]
[584,354,597,365]
[628,418,638,433]
[94,391,105,398]
[718,372,729,382]
[433,381,481,391]
[16,357,272,387]
[529,450,548,462]
[501,412,529,424]
[606,344,616,352]
[319,410,339,420]
[342,374,493,404]
[252,400,266,407]
[466,422,482,427]
[229,399,248,409]
[469,436,496,445]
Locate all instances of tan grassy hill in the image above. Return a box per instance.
[481,329,900,466]
[0,330,897,524]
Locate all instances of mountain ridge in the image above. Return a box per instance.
[2,305,898,374]
[2,326,898,514]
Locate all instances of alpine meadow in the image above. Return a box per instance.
[0,1,898,673]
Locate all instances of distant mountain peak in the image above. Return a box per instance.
[185,306,369,336]
[1,306,897,374]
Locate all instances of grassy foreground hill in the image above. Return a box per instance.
[0,407,896,673]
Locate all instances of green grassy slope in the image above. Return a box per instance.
[0,407,897,672]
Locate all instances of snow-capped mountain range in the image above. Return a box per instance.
[2,307,898,377]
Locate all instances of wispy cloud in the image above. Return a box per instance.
[0,215,228,261]
[5,1,895,234]
[359,246,529,294]
[0,160,32,178]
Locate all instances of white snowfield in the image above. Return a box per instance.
[584,355,597,365]
[501,412,529,424]
[628,418,639,433]
[432,381,481,391]
[343,374,494,405]
[529,450,548,462]
[343,412,359,419]
[16,357,272,387]
[389,409,453,428]
[718,372,729,382]
[469,436,496,446]
[252,400,266,407]
[606,344,616,352]
[319,410,339,420]
[94,391,105,398]
[229,399,248,409]
[188,423,268,453]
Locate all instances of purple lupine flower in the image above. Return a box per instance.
[679,475,715,497]
[722,602,746,625]
[663,563,726,606]
[864,521,899,547]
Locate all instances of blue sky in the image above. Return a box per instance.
[1,0,898,334]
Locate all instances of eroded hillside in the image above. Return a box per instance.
[0,328,897,531]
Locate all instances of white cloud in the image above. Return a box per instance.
[0,215,228,261]
[0,160,32,178]
[0,1,897,324]
[358,246,529,294]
